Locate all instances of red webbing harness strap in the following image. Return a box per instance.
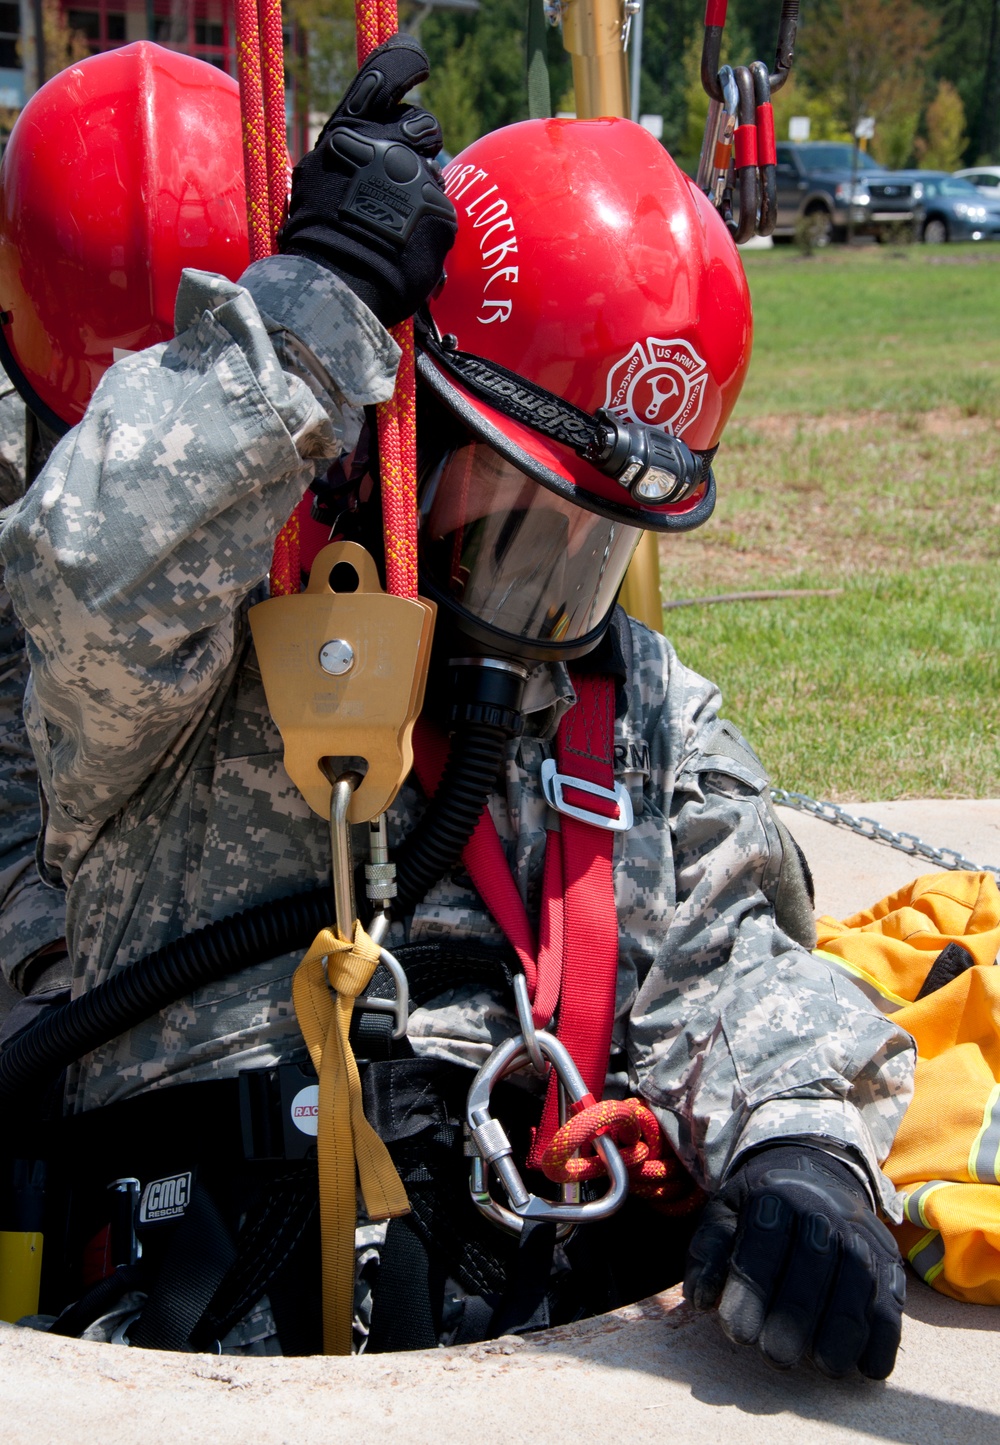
[411,717,540,995]
[529,674,619,1162]
[411,675,620,1158]
[412,678,703,1206]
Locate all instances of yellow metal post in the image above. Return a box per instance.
[560,0,664,633]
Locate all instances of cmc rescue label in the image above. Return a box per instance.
[290,1084,320,1136]
[139,1172,192,1224]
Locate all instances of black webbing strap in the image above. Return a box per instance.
[190,1166,318,1351]
[48,1263,144,1338]
[490,1219,557,1337]
[526,0,552,119]
[420,331,604,455]
[366,1215,438,1352]
[419,330,715,492]
[127,1181,238,1351]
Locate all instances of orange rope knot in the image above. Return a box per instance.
[540,1098,706,1216]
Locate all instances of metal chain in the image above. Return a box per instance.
[770,788,1000,881]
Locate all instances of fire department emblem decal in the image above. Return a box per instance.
[603,337,708,437]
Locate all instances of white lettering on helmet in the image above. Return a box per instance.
[480,299,514,324]
[464,185,499,218]
[442,164,488,201]
[440,161,519,324]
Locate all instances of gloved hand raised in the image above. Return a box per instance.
[683,1145,906,1379]
[279,34,457,329]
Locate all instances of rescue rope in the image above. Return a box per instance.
[235,0,419,599]
[355,5,420,601]
[234,0,285,260]
[540,1098,705,1215]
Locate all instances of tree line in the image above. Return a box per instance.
[410,0,999,169]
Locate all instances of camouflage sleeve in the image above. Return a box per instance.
[0,260,398,874]
[0,371,66,984]
[0,581,66,983]
[626,625,916,1218]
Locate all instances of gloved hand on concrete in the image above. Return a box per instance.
[683,1144,906,1379]
[279,33,457,328]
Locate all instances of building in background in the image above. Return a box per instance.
[4,0,309,154]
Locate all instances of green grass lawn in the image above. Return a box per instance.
[658,243,1000,801]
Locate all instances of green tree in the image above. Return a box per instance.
[423,36,482,154]
[920,0,998,163]
[285,0,356,123]
[800,0,938,140]
[916,76,968,167]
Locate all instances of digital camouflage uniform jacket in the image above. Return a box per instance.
[0,367,66,995]
[0,259,915,1215]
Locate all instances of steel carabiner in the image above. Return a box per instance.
[751,60,777,237]
[467,1031,629,1235]
[327,773,409,1037]
[732,65,759,244]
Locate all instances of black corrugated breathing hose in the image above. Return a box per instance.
[0,659,527,1104]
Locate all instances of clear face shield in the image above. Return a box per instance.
[418,437,642,658]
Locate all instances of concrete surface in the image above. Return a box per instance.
[2,801,999,1442]
[776,798,1000,920]
[2,1283,998,1445]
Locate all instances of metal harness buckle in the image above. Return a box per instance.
[466,1031,629,1235]
[540,757,633,832]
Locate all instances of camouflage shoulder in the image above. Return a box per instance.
[239,256,400,407]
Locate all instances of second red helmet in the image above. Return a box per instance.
[0,42,251,432]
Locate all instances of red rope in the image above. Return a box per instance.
[234,0,272,264]
[540,1098,705,1215]
[238,0,419,600]
[258,0,290,247]
[356,0,420,600]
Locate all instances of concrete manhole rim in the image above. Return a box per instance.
[0,1285,690,1377]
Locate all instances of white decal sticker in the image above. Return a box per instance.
[290,1084,320,1136]
[603,337,708,437]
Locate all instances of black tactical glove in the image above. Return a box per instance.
[683,1145,906,1379]
[279,34,457,328]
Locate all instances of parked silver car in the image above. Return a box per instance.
[953,166,1000,201]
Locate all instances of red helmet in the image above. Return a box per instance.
[0,42,250,432]
[415,118,752,658]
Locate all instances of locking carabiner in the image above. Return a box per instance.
[751,60,777,238]
[327,772,409,1038]
[467,1031,629,1236]
[706,64,739,211]
[732,65,759,245]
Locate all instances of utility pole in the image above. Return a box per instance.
[628,0,643,124]
[982,0,1000,161]
[31,0,45,89]
[559,0,664,634]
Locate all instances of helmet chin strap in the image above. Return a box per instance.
[418,325,712,506]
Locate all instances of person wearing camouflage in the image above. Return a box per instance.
[0,39,915,1375]
[0,366,67,1028]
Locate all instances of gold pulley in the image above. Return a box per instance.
[249,541,436,825]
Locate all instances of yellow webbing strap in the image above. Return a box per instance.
[293,923,410,1355]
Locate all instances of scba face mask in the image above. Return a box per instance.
[418,430,642,660]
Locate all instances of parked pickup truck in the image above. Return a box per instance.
[773,142,921,243]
